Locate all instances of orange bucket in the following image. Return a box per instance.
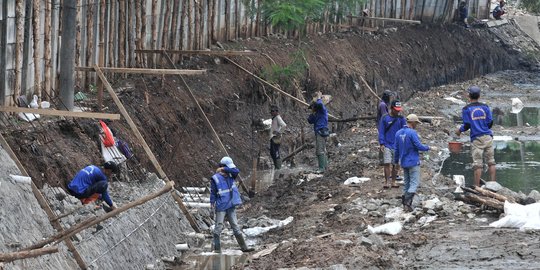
[448,141,463,154]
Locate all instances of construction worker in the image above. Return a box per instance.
[394,114,432,212]
[308,91,329,173]
[376,90,393,124]
[210,156,254,253]
[456,86,496,187]
[67,162,119,210]
[459,0,470,28]
[493,0,506,20]
[270,105,287,169]
[378,100,406,189]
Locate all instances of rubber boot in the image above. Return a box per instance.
[213,234,221,253]
[404,192,415,212]
[275,158,282,169]
[234,233,254,252]
[317,155,325,173]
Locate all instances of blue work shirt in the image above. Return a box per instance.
[210,168,242,212]
[378,114,406,148]
[394,126,430,168]
[68,165,113,206]
[459,102,493,141]
[307,99,328,133]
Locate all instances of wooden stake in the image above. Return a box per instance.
[94,66,200,233]
[0,246,58,263]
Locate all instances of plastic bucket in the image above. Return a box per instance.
[448,141,463,154]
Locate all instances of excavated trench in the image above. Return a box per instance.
[1,21,540,269]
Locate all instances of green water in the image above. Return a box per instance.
[440,141,540,194]
[497,107,540,127]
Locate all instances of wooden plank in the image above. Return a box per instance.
[94,65,201,233]
[76,66,206,75]
[135,49,257,55]
[0,106,121,120]
[24,182,175,251]
[0,133,88,269]
[0,246,58,263]
[348,15,421,24]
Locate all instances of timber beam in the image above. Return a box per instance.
[348,15,421,24]
[0,106,121,120]
[136,49,257,56]
[0,246,58,263]
[76,66,206,75]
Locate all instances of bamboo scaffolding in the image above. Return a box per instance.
[0,246,59,263]
[23,182,174,251]
[94,65,200,233]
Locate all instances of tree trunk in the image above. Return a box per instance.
[162,0,172,49]
[179,0,186,50]
[170,0,179,50]
[151,0,158,66]
[210,0,216,43]
[235,0,239,39]
[75,0,82,91]
[15,0,25,101]
[42,0,51,100]
[255,0,260,36]
[187,0,193,49]
[199,0,204,49]
[194,0,200,49]
[86,1,95,86]
[118,0,126,69]
[32,0,41,98]
[140,0,147,67]
[128,1,136,67]
[224,0,230,40]
[108,0,115,67]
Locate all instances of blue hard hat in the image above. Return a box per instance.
[468,86,481,95]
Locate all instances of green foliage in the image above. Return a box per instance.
[262,50,308,88]
[521,0,540,13]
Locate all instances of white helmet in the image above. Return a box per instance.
[219,156,236,168]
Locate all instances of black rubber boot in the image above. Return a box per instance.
[404,192,415,212]
[275,158,282,169]
[234,234,254,252]
[213,234,221,253]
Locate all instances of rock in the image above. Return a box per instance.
[467,213,476,219]
[360,236,373,247]
[365,203,379,211]
[527,190,540,202]
[368,234,385,247]
[427,209,436,215]
[423,197,443,211]
[484,181,503,192]
[336,239,354,246]
[369,211,382,217]
[145,264,155,270]
[459,205,471,214]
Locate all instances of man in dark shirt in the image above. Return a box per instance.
[456,86,496,186]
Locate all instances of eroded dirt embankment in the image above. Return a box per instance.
[7,23,536,191]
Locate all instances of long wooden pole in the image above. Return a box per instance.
[0,106,121,120]
[360,76,381,101]
[347,15,421,24]
[135,49,257,56]
[94,65,200,233]
[0,134,87,269]
[161,52,251,195]
[76,67,207,75]
[24,182,174,251]
[223,57,340,120]
[0,246,59,263]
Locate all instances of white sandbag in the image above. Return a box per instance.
[344,177,370,185]
[367,221,402,235]
[9,174,32,184]
[489,215,528,228]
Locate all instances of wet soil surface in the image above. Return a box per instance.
[2,19,540,269]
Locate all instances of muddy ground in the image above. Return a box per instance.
[2,15,540,270]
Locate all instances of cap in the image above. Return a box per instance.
[468,86,481,95]
[390,100,403,111]
[103,161,119,174]
[219,156,236,169]
[406,114,422,124]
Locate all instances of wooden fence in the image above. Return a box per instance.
[0,0,491,106]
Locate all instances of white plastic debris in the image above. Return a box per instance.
[18,112,40,122]
[175,243,189,251]
[511,98,524,114]
[9,175,32,184]
[443,97,466,105]
[243,216,294,237]
[343,177,370,185]
[489,201,540,231]
[367,221,402,235]
[384,207,415,223]
[453,175,465,193]
[262,119,272,130]
[418,216,437,227]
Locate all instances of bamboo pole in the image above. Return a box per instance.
[76,66,207,75]
[179,0,186,50]
[86,1,95,87]
[32,0,41,98]
[0,246,59,263]
[108,0,116,67]
[43,0,52,100]
[187,0,193,49]
[0,134,87,269]
[94,65,201,232]
[140,0,147,67]
[135,49,257,55]
[224,0,230,40]
[119,0,126,69]
[0,106,121,120]
[359,76,381,101]
[151,0,157,66]
[162,0,172,49]
[24,182,174,251]
[194,0,200,49]
[347,15,421,24]
[14,0,24,100]
[170,0,180,51]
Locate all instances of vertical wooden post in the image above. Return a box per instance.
[0,0,6,105]
[193,0,200,49]
[108,0,115,67]
[118,0,126,69]
[170,0,179,50]
[43,0,52,100]
[140,0,147,67]
[32,0,41,99]
[224,0,230,41]
[187,0,193,49]
[14,0,24,101]
[179,0,187,50]
[162,0,172,49]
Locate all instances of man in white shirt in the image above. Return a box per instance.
[270,105,287,169]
